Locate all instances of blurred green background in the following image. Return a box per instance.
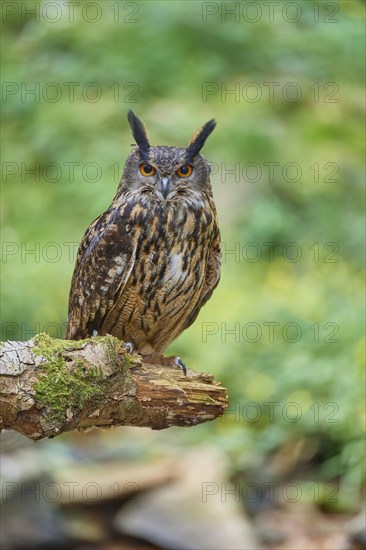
[1,0,365,526]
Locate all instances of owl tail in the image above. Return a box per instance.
[185,119,216,161]
[127,110,150,159]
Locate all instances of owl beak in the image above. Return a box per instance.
[160,177,170,199]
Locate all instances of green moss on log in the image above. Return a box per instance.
[32,333,120,423]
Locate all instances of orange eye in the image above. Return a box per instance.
[176,164,193,178]
[140,163,156,176]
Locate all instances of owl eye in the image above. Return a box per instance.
[140,163,156,176]
[176,164,193,178]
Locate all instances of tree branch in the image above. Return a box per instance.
[0,334,228,440]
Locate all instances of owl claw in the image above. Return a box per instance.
[92,330,98,337]
[125,342,134,353]
[175,357,187,376]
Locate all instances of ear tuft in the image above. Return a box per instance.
[127,110,150,158]
[185,119,216,161]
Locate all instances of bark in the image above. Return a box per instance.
[0,334,228,441]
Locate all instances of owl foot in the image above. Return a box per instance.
[124,341,134,353]
[143,353,188,376]
[92,330,98,337]
[175,357,188,376]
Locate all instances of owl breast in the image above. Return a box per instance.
[99,196,216,354]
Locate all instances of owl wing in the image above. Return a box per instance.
[66,206,136,339]
[182,228,221,331]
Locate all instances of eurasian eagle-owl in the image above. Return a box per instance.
[66,111,221,374]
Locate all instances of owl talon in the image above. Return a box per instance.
[92,330,98,337]
[125,341,134,353]
[175,357,187,376]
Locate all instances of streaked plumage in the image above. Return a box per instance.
[66,111,221,372]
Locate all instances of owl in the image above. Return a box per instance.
[66,111,221,375]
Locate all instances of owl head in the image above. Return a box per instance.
[118,111,216,203]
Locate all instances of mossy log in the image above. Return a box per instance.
[0,334,228,441]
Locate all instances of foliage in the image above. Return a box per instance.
[1,0,365,507]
